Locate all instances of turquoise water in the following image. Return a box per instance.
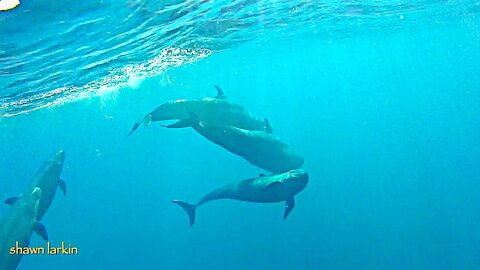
[1,1,480,269]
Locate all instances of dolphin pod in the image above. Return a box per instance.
[173,169,309,226]
[127,85,268,136]
[0,187,48,270]
[164,113,304,174]
[0,84,308,270]
[5,150,67,221]
[130,85,309,225]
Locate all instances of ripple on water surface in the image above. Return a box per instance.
[0,0,476,116]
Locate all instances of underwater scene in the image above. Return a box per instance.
[1,0,480,269]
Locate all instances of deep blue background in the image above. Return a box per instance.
[1,15,480,270]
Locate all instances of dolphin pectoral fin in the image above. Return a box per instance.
[4,196,19,205]
[127,122,141,136]
[264,118,273,134]
[58,179,67,196]
[172,200,196,227]
[34,222,49,241]
[187,112,203,127]
[265,181,282,190]
[161,119,192,129]
[283,197,295,220]
[214,85,227,99]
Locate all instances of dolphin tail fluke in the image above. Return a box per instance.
[172,200,196,227]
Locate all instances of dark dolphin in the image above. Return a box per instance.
[5,150,66,221]
[127,85,268,136]
[0,187,48,270]
[164,114,303,173]
[173,169,309,226]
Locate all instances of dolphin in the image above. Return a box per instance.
[0,187,48,270]
[4,150,66,221]
[163,113,303,173]
[173,169,309,227]
[127,85,268,136]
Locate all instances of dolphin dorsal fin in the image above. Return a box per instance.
[264,118,273,134]
[214,85,227,99]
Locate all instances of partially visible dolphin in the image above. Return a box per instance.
[5,150,66,221]
[0,187,48,270]
[173,169,309,227]
[163,114,303,173]
[127,85,268,136]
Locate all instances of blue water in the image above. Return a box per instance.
[1,1,480,269]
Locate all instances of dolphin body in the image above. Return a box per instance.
[4,150,66,221]
[173,169,309,227]
[164,114,303,173]
[0,187,48,270]
[127,85,268,136]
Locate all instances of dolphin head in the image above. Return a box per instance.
[149,100,190,122]
[37,150,66,181]
[283,169,309,196]
[128,101,187,136]
[54,149,66,166]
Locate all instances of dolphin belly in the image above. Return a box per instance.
[192,123,303,173]
[240,140,304,174]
